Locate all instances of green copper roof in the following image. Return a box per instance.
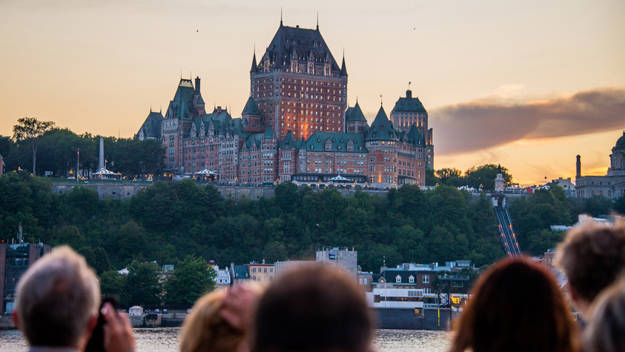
[242,96,261,116]
[258,24,341,74]
[301,132,367,153]
[345,102,367,122]
[137,110,163,139]
[366,106,397,141]
[279,130,300,149]
[264,125,274,139]
[244,133,263,149]
[392,90,427,114]
[165,78,202,121]
[615,131,625,150]
[403,124,425,146]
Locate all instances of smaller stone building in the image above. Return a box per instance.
[576,131,625,199]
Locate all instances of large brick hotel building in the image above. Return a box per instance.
[137,21,433,187]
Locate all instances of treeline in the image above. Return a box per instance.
[426,165,513,190]
[0,128,164,177]
[2,173,625,305]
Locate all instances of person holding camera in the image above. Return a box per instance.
[12,246,135,352]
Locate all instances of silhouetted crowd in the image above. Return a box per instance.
[11,217,625,352]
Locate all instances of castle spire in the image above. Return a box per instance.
[280,8,283,27]
[316,11,319,30]
[340,52,347,76]
[251,49,258,73]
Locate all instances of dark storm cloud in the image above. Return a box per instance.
[430,87,625,155]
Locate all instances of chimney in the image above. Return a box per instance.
[576,155,581,178]
[195,76,201,92]
[406,89,412,99]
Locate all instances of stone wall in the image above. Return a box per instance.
[51,183,149,200]
[51,182,528,201]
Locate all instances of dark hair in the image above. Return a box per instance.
[583,280,625,352]
[450,257,578,352]
[555,217,625,303]
[252,263,374,352]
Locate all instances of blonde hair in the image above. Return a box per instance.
[16,245,100,347]
[180,285,265,352]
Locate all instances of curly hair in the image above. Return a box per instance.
[555,217,625,302]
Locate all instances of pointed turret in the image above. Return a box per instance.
[251,52,258,73]
[366,105,397,141]
[340,56,347,76]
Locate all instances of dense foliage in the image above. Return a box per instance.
[426,164,513,190]
[1,128,164,177]
[2,172,623,306]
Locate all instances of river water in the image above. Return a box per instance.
[0,328,449,351]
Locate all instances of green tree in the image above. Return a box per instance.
[123,261,161,308]
[464,164,512,190]
[12,117,55,175]
[100,270,126,299]
[0,135,12,159]
[436,168,464,186]
[165,256,215,308]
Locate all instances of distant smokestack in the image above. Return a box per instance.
[576,155,581,178]
[99,137,104,170]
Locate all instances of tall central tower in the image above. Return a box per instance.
[250,21,348,140]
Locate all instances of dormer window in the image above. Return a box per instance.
[395,275,402,283]
[409,275,415,283]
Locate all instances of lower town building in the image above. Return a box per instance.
[248,263,275,283]
[316,247,358,277]
[0,242,51,314]
[576,131,625,199]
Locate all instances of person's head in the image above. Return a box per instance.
[180,289,245,352]
[252,263,374,352]
[13,246,100,349]
[451,257,578,352]
[555,217,625,316]
[583,280,625,352]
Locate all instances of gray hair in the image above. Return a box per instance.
[16,246,100,347]
[584,279,625,352]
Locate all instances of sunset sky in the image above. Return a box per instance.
[1,0,624,184]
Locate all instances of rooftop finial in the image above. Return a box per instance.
[380,94,383,106]
[280,8,283,26]
[316,11,319,30]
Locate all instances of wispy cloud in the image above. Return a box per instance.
[430,87,625,155]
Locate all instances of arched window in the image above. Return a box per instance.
[409,275,415,283]
[395,275,402,283]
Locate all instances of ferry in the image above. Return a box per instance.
[366,287,467,330]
